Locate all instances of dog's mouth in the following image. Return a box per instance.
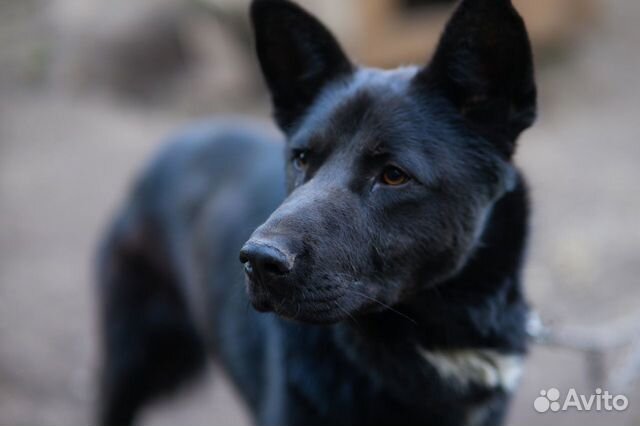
[240,239,395,323]
[244,275,372,324]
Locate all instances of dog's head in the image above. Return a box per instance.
[240,0,536,323]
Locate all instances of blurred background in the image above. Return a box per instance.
[1,0,639,425]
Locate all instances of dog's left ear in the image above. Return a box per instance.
[251,0,353,132]
[413,0,537,157]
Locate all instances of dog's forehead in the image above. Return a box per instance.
[350,67,420,93]
[291,67,421,150]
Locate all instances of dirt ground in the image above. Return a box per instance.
[1,0,639,425]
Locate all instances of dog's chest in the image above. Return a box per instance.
[281,327,515,426]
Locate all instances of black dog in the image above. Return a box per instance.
[97,0,537,425]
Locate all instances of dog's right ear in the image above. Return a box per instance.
[251,0,353,132]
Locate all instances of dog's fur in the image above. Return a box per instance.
[96,0,537,425]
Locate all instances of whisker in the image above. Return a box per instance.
[344,288,418,325]
[333,299,358,325]
[294,302,301,320]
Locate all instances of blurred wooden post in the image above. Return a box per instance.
[535,312,640,392]
[352,0,598,67]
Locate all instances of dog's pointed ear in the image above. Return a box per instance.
[251,0,353,132]
[413,0,537,157]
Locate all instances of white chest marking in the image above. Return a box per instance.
[417,347,524,392]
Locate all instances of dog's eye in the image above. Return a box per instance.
[292,150,308,171]
[381,166,410,186]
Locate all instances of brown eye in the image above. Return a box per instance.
[381,166,410,186]
[292,151,308,170]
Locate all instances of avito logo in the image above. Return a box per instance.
[534,388,629,413]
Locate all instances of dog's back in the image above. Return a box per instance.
[96,121,285,425]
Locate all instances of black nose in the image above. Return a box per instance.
[239,242,293,283]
